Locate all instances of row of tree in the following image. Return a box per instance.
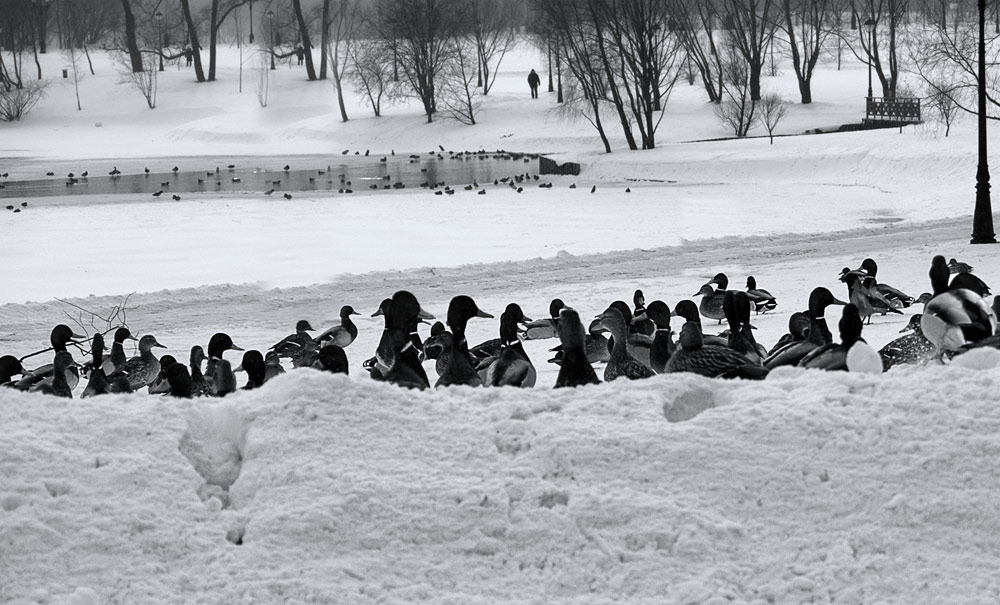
[0,0,998,145]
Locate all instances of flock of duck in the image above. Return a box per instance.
[0,254,994,398]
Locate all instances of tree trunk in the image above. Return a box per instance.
[292,0,317,80]
[121,0,144,72]
[209,0,219,81]
[319,0,330,79]
[332,44,348,121]
[179,0,206,82]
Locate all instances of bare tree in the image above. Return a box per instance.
[179,0,207,81]
[719,0,778,102]
[438,37,480,124]
[369,0,468,123]
[290,0,317,80]
[324,0,360,121]
[845,0,908,99]
[469,0,519,94]
[64,44,84,110]
[0,80,47,120]
[756,91,786,143]
[780,0,833,104]
[665,0,725,103]
[714,40,756,137]
[119,0,145,71]
[255,52,269,107]
[348,37,396,117]
[116,51,157,108]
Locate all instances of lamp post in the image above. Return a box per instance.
[267,9,275,70]
[155,11,163,71]
[248,0,254,44]
[971,0,996,243]
[864,17,875,99]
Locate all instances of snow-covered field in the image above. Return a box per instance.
[2,42,1000,604]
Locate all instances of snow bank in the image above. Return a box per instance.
[4,363,1000,604]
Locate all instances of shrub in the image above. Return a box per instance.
[0,80,48,121]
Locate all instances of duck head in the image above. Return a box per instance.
[113,327,137,344]
[190,345,207,369]
[859,258,878,277]
[745,276,757,290]
[839,304,865,347]
[900,313,923,334]
[295,320,314,333]
[316,344,349,374]
[340,305,360,320]
[677,321,703,350]
[807,287,847,318]
[673,299,701,324]
[372,298,392,318]
[788,311,811,341]
[609,300,632,325]
[51,324,85,351]
[90,333,106,365]
[502,303,532,327]
[138,334,166,353]
[694,283,717,298]
[929,255,950,296]
[0,355,24,382]
[595,306,628,338]
[446,295,492,339]
[207,333,242,359]
[236,350,267,387]
[556,308,587,351]
[548,298,566,320]
[633,289,646,310]
[709,273,729,290]
[644,300,672,330]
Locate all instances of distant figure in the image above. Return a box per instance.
[295,45,305,65]
[184,46,193,67]
[528,69,541,99]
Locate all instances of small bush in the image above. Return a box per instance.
[0,80,48,122]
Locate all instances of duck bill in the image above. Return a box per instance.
[152,340,167,349]
[371,308,384,318]
[831,296,848,306]
[234,364,244,373]
[418,307,436,321]
[475,310,494,319]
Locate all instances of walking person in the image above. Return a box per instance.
[528,69,541,99]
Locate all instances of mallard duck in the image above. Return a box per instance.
[0,355,24,385]
[857,258,914,308]
[383,291,433,390]
[673,299,729,348]
[315,344,349,374]
[665,319,767,379]
[270,320,315,359]
[436,295,493,387]
[553,308,600,388]
[694,283,727,324]
[745,276,777,314]
[799,303,883,373]
[34,352,79,398]
[16,324,85,392]
[81,333,111,398]
[879,314,936,370]
[104,327,137,375]
[723,291,765,365]
[212,359,237,397]
[840,268,902,324]
[631,289,655,336]
[470,303,532,364]
[264,351,285,382]
[764,287,847,368]
[236,350,266,389]
[523,298,564,340]
[204,333,243,396]
[109,334,166,392]
[596,306,655,381]
[315,306,361,348]
[920,255,995,354]
[190,346,209,396]
[768,311,810,355]
[484,309,536,388]
[644,300,675,374]
[164,363,193,398]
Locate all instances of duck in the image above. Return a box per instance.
[366,298,395,377]
[420,321,452,378]
[212,359,238,397]
[548,316,609,365]
[946,259,991,297]
[264,351,285,382]
[948,257,975,274]
[470,303,532,364]
[189,345,210,396]
[672,299,729,348]
[164,362,193,398]
[104,327,137,375]
[314,344,349,375]
[383,290,433,390]
[631,289,655,336]
[236,350,267,389]
[644,300,676,374]
[920,255,995,355]
[33,352,78,398]
[769,316,806,355]
[857,258,914,308]
[0,355,24,385]
[553,308,600,388]
[799,304,883,373]
[694,283,727,324]
[270,319,315,361]
[147,355,178,395]
[435,295,493,387]
[839,268,902,324]
[764,287,847,368]
[81,333,111,398]
[664,317,768,379]
[602,300,652,367]
[16,324,85,391]
[879,314,936,370]
[204,332,244,396]
[595,306,655,381]
[523,298,564,340]
[315,305,361,348]
[745,276,778,314]
[109,334,166,392]
[483,310,536,388]
[723,291,765,365]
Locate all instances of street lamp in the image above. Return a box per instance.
[155,11,164,72]
[267,9,275,70]
[248,1,254,45]
[971,0,996,243]
[864,17,875,99]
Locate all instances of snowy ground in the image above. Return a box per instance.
[2,43,1000,604]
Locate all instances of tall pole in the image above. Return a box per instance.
[866,19,873,98]
[971,0,996,243]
